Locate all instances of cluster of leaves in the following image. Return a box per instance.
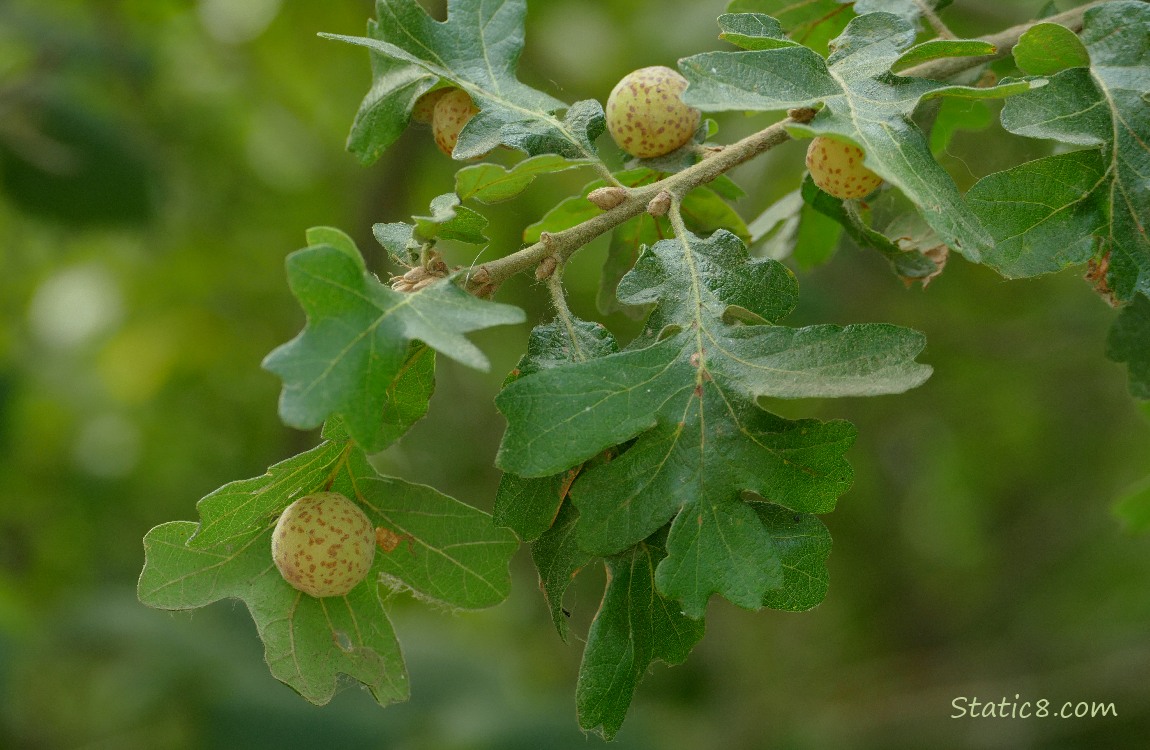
[139,0,1150,739]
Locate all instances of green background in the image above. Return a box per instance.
[1,0,1148,747]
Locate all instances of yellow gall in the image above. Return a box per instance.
[606,66,701,159]
[432,88,480,157]
[805,136,883,200]
[411,88,451,125]
[271,492,376,598]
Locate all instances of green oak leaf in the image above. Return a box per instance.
[892,39,996,72]
[455,155,592,204]
[681,12,1033,261]
[801,174,942,280]
[324,0,604,160]
[336,453,518,609]
[995,2,1150,301]
[411,193,488,244]
[372,221,420,267]
[187,440,347,551]
[967,150,1107,278]
[140,521,410,707]
[262,231,524,452]
[1012,22,1091,76]
[494,319,618,541]
[193,343,433,550]
[140,444,516,704]
[1107,293,1150,401]
[531,502,594,641]
[718,12,794,51]
[755,503,832,611]
[617,225,798,330]
[346,18,435,165]
[496,229,930,613]
[576,529,705,740]
[725,0,853,56]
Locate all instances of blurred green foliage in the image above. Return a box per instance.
[1,0,1148,747]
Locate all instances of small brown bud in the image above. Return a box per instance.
[787,107,818,124]
[469,266,491,286]
[535,255,559,281]
[588,186,628,211]
[647,190,672,217]
[539,231,556,247]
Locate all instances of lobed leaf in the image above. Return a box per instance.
[681,12,1035,262]
[496,229,929,613]
[188,440,347,550]
[494,319,618,541]
[531,503,594,641]
[755,503,832,611]
[995,2,1150,301]
[725,0,853,56]
[341,464,518,609]
[262,232,523,452]
[346,19,435,165]
[140,522,409,707]
[140,441,517,704]
[324,0,603,160]
[576,531,705,740]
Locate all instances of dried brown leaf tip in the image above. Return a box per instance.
[1085,252,1118,307]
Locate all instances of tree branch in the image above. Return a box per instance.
[467,0,1113,294]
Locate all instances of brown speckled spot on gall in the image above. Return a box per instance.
[606,65,701,159]
[410,87,450,125]
[272,492,376,598]
[805,135,883,200]
[432,88,480,157]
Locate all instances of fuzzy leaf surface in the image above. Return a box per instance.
[324,0,603,160]
[494,319,618,541]
[996,2,1150,300]
[139,442,517,704]
[725,0,853,56]
[967,150,1107,278]
[576,531,705,740]
[455,155,592,203]
[262,234,523,451]
[531,503,594,641]
[346,19,435,164]
[681,12,1033,261]
[496,229,930,613]
[140,521,410,707]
